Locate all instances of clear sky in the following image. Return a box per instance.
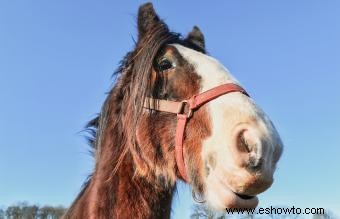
[0,0,339,218]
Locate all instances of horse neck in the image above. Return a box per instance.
[66,143,175,219]
[65,89,176,218]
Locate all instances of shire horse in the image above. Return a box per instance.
[64,3,283,218]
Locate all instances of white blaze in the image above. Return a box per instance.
[173,44,281,210]
[172,44,238,91]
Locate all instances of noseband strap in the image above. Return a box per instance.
[143,83,249,182]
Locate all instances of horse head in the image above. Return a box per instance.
[123,3,283,210]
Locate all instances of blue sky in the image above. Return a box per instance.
[0,0,339,218]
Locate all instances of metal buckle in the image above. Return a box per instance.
[177,100,193,118]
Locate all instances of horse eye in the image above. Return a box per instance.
[158,58,173,72]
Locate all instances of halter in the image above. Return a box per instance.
[143,83,249,182]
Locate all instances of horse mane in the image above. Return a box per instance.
[91,26,179,156]
[81,19,182,182]
[65,21,182,217]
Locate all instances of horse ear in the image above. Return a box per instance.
[186,26,205,51]
[138,3,163,39]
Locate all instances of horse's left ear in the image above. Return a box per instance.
[138,3,165,40]
[186,26,205,51]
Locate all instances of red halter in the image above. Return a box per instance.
[143,83,249,182]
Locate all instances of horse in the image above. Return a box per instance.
[64,3,283,218]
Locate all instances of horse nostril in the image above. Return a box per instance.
[237,130,251,153]
[234,128,264,171]
[242,132,266,172]
[231,125,263,168]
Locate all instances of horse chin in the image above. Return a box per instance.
[204,171,259,211]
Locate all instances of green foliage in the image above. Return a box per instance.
[191,204,226,219]
[0,202,66,219]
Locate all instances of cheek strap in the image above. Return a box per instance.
[143,83,249,182]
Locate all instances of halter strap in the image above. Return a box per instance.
[143,83,249,182]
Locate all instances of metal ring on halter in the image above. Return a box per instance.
[177,100,193,118]
[192,189,205,203]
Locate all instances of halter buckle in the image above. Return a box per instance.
[177,100,193,118]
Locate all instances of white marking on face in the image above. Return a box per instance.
[172,44,238,91]
[172,44,282,211]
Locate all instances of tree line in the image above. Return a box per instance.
[0,202,66,219]
[1,202,337,219]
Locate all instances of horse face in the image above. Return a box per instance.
[137,42,283,210]
[135,3,283,211]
